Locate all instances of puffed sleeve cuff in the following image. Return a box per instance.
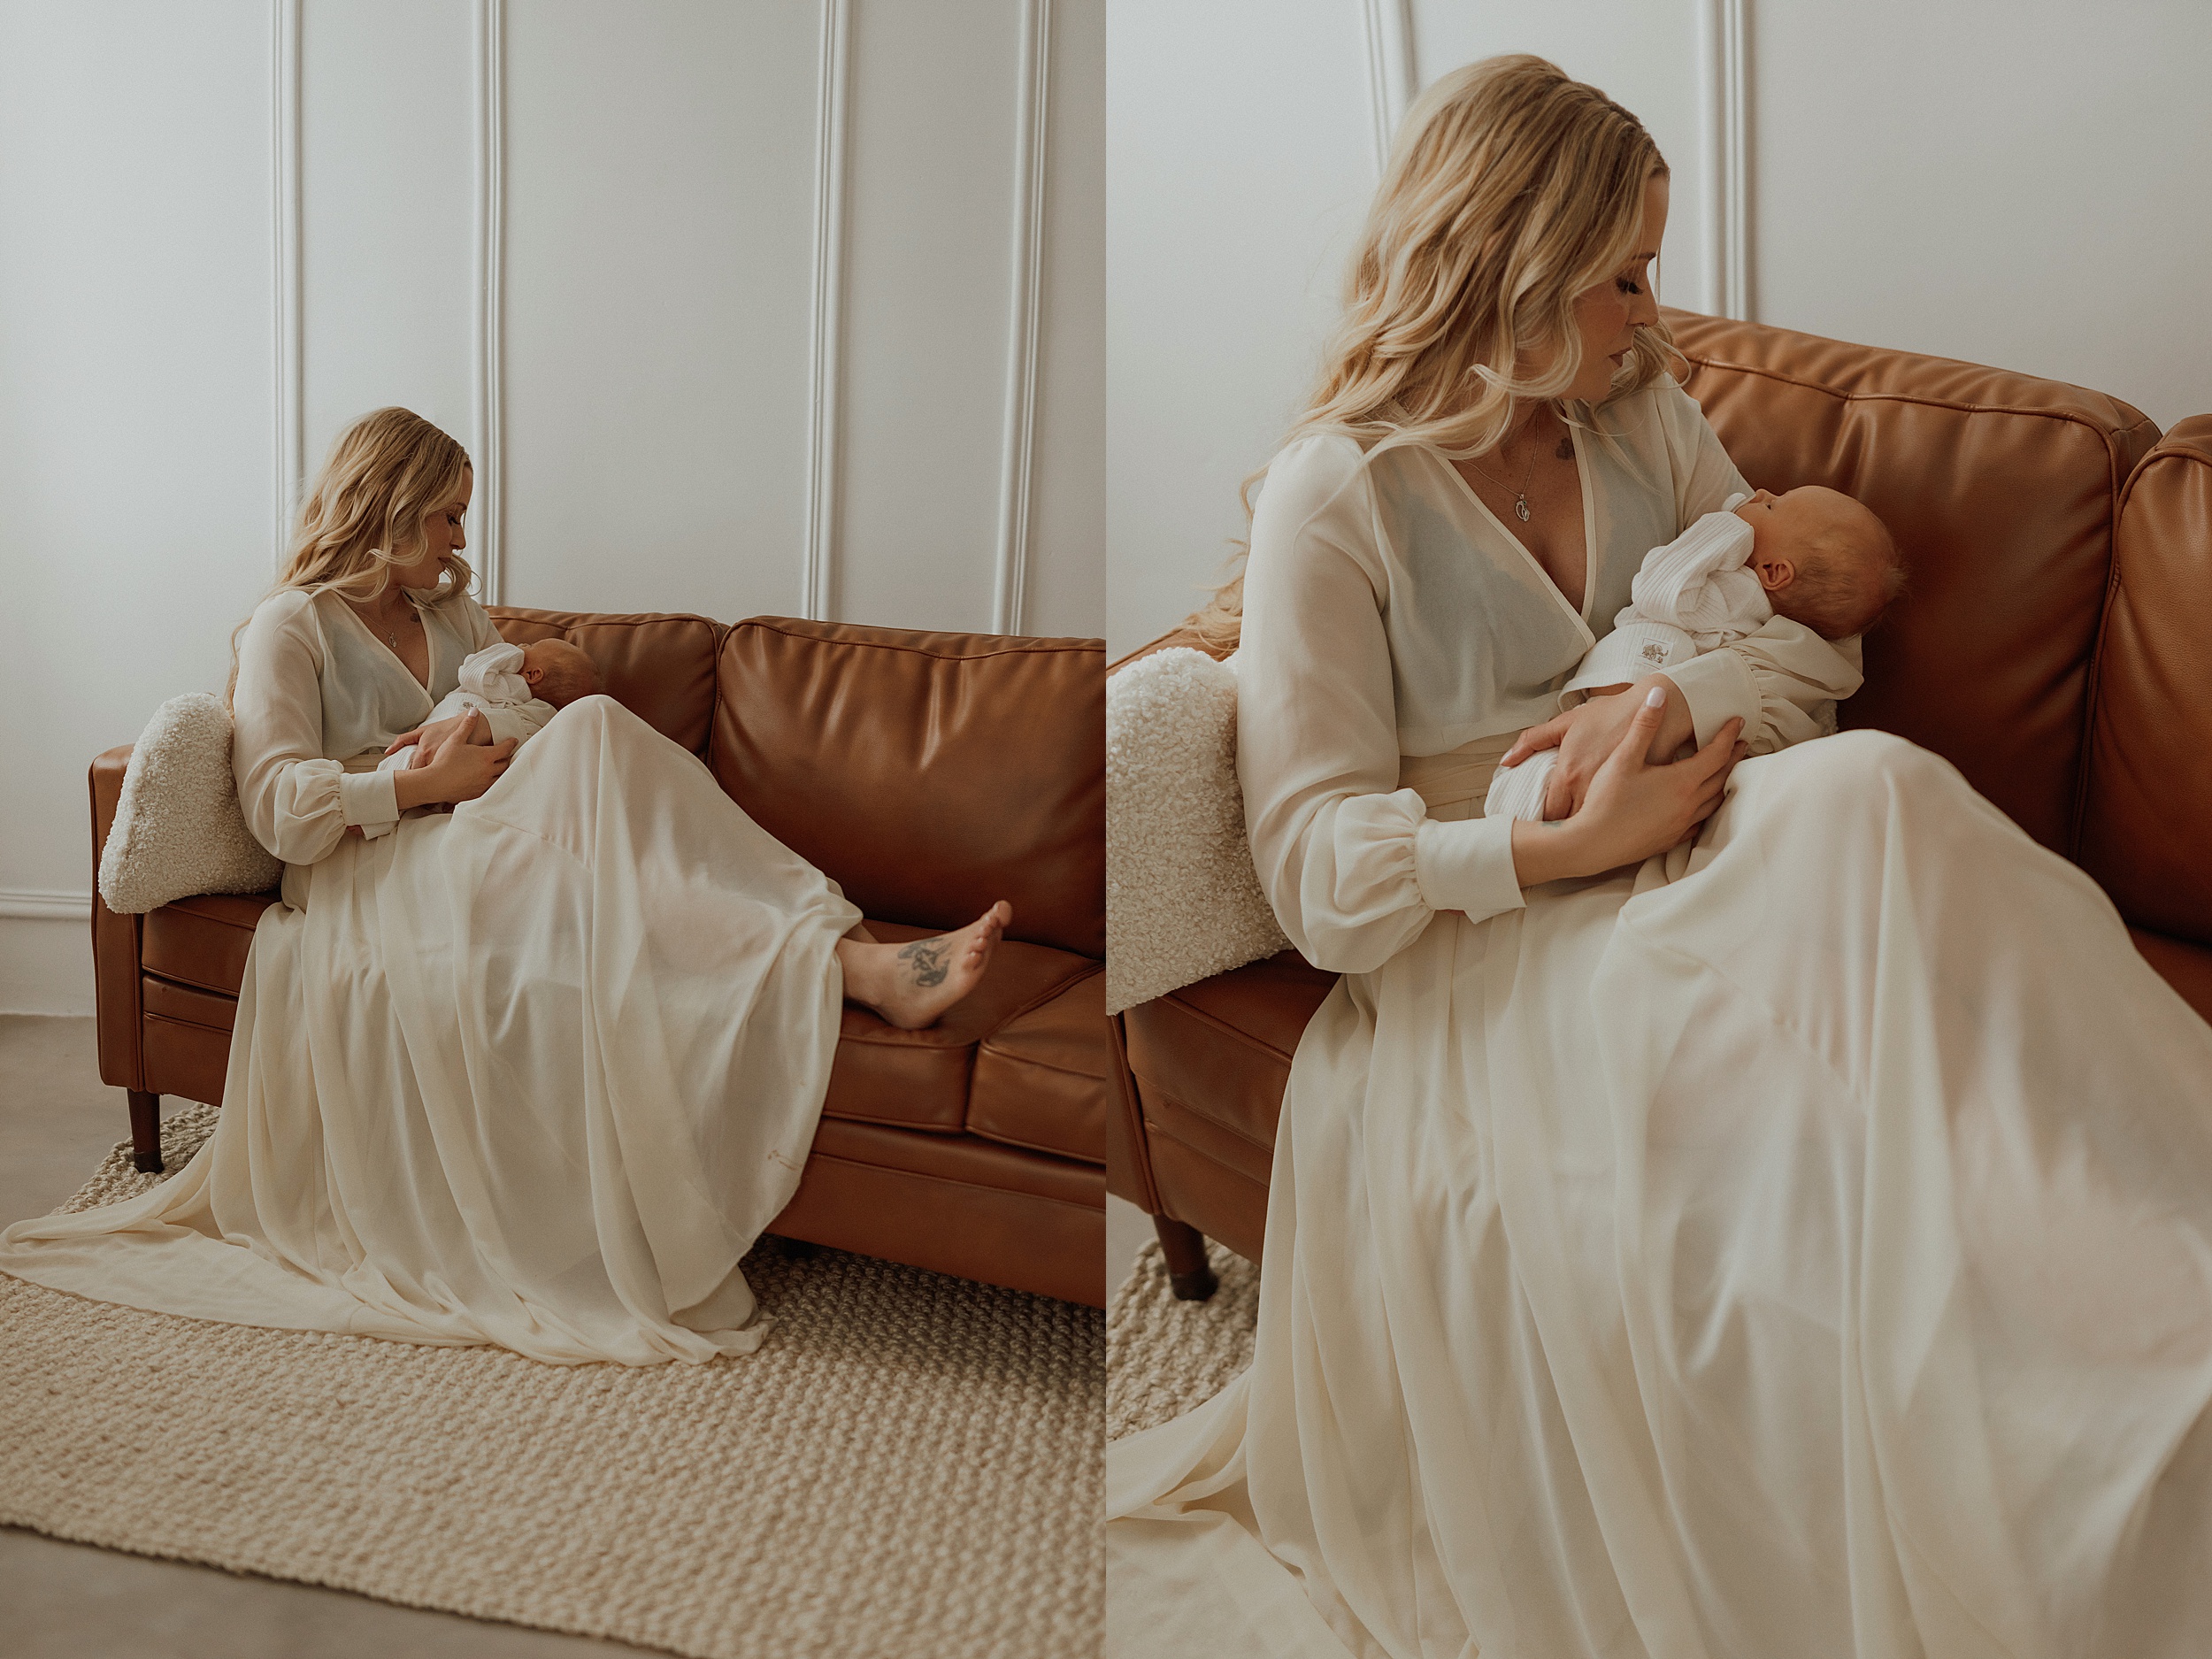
[1662,646,1761,748]
[339,768,400,833]
[1413,813,1526,921]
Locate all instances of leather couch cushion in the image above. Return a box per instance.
[968,964,1108,1164]
[490,608,724,755]
[2132,927,2212,1027]
[824,923,1094,1133]
[1664,309,2161,854]
[2081,419,2212,946]
[142,893,278,995]
[1122,949,1335,1181]
[710,618,1105,960]
[785,1119,1104,1307]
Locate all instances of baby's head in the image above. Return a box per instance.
[520,639,601,708]
[1733,486,1904,640]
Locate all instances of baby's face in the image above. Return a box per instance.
[1733,486,1860,562]
[1732,485,1897,637]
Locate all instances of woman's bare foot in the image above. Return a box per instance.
[838,902,1011,1030]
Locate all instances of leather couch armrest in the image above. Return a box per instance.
[88,745,144,1092]
[2079,417,2212,945]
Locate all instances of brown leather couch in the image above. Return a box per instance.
[89,612,1109,1308]
[1109,309,2212,1299]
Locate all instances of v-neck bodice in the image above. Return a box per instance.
[1258,380,1750,757]
[311,592,478,767]
[337,599,435,692]
[1440,424,1598,627]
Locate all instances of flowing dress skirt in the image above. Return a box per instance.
[1108,731,2212,1657]
[0,696,862,1365]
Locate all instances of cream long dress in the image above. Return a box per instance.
[1106,383,2212,1657]
[0,588,860,1365]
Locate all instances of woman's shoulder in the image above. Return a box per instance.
[243,586,326,645]
[1588,373,1720,471]
[425,588,493,636]
[1592,370,1692,421]
[1255,431,1378,528]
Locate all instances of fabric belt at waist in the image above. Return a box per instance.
[1397,732,1517,822]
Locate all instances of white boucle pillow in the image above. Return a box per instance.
[98,692,283,914]
[1105,648,1294,1015]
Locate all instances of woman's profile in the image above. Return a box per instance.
[0,406,1012,1365]
[1109,55,2212,1656]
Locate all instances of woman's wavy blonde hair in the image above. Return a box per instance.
[1190,54,1678,649]
[228,407,474,699]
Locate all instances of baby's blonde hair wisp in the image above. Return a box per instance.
[229,407,475,699]
[1191,55,1677,649]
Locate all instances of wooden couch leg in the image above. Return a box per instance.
[127,1091,163,1174]
[1154,1215,1218,1302]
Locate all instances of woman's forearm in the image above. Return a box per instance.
[1509,818,1595,886]
[391,766,445,811]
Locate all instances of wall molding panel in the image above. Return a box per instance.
[270,0,302,570]
[0,890,93,922]
[992,0,1052,637]
[472,0,507,604]
[1360,0,1417,177]
[1701,0,1749,319]
[803,0,852,623]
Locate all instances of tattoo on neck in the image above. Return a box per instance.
[1555,436,1574,460]
[897,936,950,988]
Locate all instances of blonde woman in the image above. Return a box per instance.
[1109,57,2212,1657]
[0,407,1010,1365]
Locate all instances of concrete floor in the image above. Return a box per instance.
[0,1015,662,1659]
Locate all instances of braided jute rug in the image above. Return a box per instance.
[1104,1237,1260,1443]
[0,1102,1102,1659]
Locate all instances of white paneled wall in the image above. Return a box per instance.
[1750,0,2212,430]
[1107,0,2212,656]
[0,0,1102,1017]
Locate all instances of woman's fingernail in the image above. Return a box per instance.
[1643,687,1665,709]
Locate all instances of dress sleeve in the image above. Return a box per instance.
[1653,381,1866,750]
[1237,438,1525,975]
[477,698,557,748]
[232,592,401,864]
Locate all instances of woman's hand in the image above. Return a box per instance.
[391,710,516,810]
[1501,673,1700,821]
[384,710,491,763]
[1509,689,1745,886]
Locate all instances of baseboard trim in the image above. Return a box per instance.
[0,889,93,922]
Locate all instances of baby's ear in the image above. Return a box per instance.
[1755,557,1794,592]
[522,663,543,683]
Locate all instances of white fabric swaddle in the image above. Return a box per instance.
[1487,493,1774,821]
[377,642,556,775]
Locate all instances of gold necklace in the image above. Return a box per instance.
[359,601,406,652]
[1463,433,1540,522]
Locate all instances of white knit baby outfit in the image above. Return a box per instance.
[375,641,557,777]
[1486,493,1768,822]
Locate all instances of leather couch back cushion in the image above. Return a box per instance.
[712,619,1105,960]
[489,608,723,755]
[2079,419,2212,943]
[1665,310,2160,853]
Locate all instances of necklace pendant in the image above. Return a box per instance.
[1514,495,1531,522]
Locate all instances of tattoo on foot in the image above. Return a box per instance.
[898,937,950,988]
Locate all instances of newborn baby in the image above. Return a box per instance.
[377,638,601,774]
[1486,485,1901,822]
